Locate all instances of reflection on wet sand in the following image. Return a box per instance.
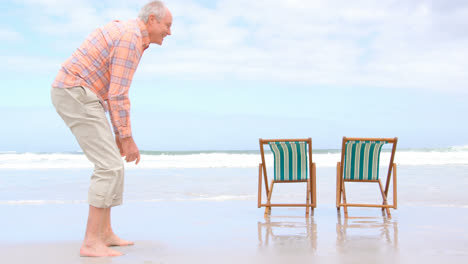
[257,216,317,253]
[80,256,113,264]
[336,211,398,261]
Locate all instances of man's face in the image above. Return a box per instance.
[147,9,172,45]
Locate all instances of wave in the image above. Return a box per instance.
[449,145,468,152]
[0,148,467,169]
[0,200,86,205]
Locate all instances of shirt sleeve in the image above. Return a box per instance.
[107,108,120,136]
[107,31,142,138]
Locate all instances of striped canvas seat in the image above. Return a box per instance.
[343,140,387,181]
[268,141,308,181]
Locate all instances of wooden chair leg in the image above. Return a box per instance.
[309,177,313,213]
[306,178,310,216]
[264,181,274,217]
[378,180,391,218]
[342,180,348,218]
[258,163,262,208]
[312,162,317,209]
[264,207,269,217]
[310,174,314,214]
[336,162,341,210]
[393,163,397,209]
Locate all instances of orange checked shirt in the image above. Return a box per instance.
[52,19,150,138]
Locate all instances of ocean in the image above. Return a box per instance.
[0,146,467,208]
[1,146,468,169]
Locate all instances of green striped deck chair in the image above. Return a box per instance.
[269,141,308,182]
[336,137,398,218]
[258,138,316,217]
[343,140,386,181]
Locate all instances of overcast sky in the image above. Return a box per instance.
[1,0,467,151]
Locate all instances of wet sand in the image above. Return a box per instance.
[1,201,468,263]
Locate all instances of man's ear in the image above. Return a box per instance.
[149,14,158,25]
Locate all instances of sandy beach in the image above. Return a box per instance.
[1,155,468,264]
[1,201,468,264]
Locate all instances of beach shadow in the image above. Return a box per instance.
[257,215,317,254]
[336,211,399,261]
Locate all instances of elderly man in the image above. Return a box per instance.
[51,1,172,257]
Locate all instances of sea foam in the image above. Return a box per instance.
[0,147,467,169]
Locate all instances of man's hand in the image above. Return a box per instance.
[117,136,140,164]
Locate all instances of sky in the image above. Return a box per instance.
[1,0,467,152]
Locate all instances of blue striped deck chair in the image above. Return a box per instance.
[258,138,316,217]
[336,137,398,218]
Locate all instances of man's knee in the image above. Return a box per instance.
[99,158,124,173]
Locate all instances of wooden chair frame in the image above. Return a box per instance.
[336,137,398,218]
[258,138,316,217]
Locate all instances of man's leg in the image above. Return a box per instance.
[51,86,130,257]
[103,207,134,246]
[80,205,122,257]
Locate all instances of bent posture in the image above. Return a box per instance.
[51,1,172,257]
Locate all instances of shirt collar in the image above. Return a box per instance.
[137,18,150,50]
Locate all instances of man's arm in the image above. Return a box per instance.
[110,105,140,165]
[107,30,143,164]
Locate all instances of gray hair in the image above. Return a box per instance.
[138,1,167,23]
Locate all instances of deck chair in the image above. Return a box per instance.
[336,137,398,218]
[258,138,316,217]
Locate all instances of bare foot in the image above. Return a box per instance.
[104,233,134,247]
[80,242,123,257]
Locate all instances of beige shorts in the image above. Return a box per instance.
[51,86,124,208]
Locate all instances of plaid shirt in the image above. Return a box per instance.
[52,19,150,138]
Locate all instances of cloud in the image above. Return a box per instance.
[13,0,143,36]
[0,28,23,42]
[139,0,467,92]
[0,55,61,73]
[9,0,468,93]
